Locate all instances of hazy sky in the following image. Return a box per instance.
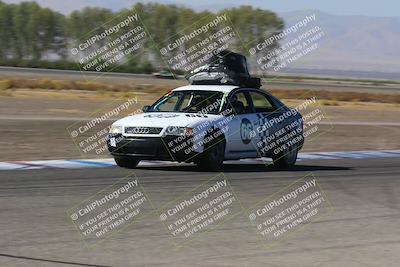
[4,0,400,17]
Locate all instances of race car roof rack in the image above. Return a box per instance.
[186,50,261,88]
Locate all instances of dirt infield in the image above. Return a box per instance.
[1,90,399,161]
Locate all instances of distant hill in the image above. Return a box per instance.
[278,10,400,74]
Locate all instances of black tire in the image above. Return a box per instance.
[272,144,298,168]
[196,135,225,171]
[114,157,140,169]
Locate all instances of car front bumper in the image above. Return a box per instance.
[107,134,199,162]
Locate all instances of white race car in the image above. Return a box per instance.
[107,85,304,171]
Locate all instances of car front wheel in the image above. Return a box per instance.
[114,157,140,169]
[196,139,225,171]
[272,144,298,168]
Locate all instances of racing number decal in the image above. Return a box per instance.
[240,118,253,144]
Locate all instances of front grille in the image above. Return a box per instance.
[124,126,163,135]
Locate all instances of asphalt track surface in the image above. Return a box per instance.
[1,157,399,267]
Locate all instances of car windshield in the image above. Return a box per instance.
[149,90,224,114]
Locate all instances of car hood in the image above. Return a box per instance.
[114,112,221,128]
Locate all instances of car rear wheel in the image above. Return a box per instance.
[196,137,225,171]
[114,157,140,169]
[273,144,298,168]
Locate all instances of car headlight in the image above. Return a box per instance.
[165,126,193,136]
[109,125,123,134]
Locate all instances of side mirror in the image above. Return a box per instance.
[142,105,151,112]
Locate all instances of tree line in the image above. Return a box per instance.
[0,1,284,73]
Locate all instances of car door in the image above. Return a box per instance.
[223,89,259,159]
[247,90,285,158]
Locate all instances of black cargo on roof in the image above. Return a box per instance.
[186,50,261,88]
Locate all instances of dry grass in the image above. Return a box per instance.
[268,89,400,104]
[4,79,168,92]
[1,78,400,104]
[320,100,340,106]
[0,80,12,96]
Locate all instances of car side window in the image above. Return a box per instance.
[228,92,252,114]
[248,91,276,113]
